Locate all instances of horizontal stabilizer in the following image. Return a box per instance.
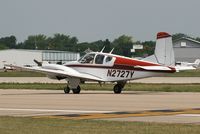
[135,66,172,71]
[194,59,200,68]
[175,66,196,72]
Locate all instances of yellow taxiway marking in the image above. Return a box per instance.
[34,108,200,120]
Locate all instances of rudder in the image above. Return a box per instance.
[144,32,175,66]
[155,32,175,66]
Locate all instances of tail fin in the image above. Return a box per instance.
[144,32,175,66]
[194,59,200,68]
[155,32,175,66]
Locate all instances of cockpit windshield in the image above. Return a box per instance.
[78,53,95,64]
[78,53,114,65]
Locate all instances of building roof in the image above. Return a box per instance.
[173,37,200,45]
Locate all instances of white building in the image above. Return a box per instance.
[173,37,200,63]
[0,49,80,68]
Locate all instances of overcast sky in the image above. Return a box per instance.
[0,0,200,42]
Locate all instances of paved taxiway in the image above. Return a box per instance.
[1,89,200,123]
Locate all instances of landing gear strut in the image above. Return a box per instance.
[113,81,126,94]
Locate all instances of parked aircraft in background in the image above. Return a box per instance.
[6,32,200,94]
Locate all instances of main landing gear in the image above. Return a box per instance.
[64,78,127,94]
[113,81,126,94]
[64,86,70,94]
[64,85,81,94]
[64,78,81,94]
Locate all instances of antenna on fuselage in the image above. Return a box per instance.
[109,48,114,54]
[100,46,105,53]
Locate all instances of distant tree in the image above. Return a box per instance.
[47,34,78,51]
[70,37,78,45]
[22,35,47,49]
[34,35,48,50]
[112,35,134,57]
[16,42,23,49]
[23,36,36,49]
[0,35,16,49]
[89,40,104,52]
[0,33,160,57]
[76,40,106,55]
[67,36,78,51]
[142,41,155,56]
[103,39,112,53]
[195,37,200,42]
[76,42,91,55]
[0,43,8,50]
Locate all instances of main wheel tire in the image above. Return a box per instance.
[113,84,122,94]
[72,85,81,94]
[64,86,70,94]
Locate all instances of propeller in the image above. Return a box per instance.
[34,59,42,66]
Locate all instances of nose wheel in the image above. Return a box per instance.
[64,85,81,94]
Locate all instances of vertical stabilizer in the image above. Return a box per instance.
[155,32,175,66]
[144,32,175,66]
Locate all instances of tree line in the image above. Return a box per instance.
[0,33,198,57]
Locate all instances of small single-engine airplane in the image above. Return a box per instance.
[6,32,200,94]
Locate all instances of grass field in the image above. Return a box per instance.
[1,83,200,92]
[0,116,200,134]
[0,69,200,77]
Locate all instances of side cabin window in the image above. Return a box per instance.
[105,56,112,63]
[95,54,105,64]
[79,54,95,64]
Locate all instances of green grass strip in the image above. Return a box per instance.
[0,116,200,134]
[1,83,200,92]
[0,71,45,77]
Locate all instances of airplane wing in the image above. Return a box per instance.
[5,64,103,81]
